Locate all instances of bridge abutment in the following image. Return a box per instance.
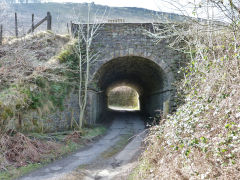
[73,23,185,126]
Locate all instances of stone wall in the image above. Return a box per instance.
[71,23,185,124]
[25,23,185,132]
[21,92,80,132]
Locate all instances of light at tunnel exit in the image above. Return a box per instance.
[107,86,140,111]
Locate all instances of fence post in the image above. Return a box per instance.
[67,23,69,34]
[15,12,18,37]
[0,24,2,45]
[70,21,73,36]
[47,12,52,31]
[32,13,34,33]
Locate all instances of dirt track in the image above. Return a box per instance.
[18,111,146,180]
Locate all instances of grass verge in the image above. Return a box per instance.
[0,125,107,180]
[101,133,134,159]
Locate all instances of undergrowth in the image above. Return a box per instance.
[133,26,240,179]
[0,32,79,133]
[0,126,106,180]
[0,32,82,177]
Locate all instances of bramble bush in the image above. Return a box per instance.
[134,23,240,179]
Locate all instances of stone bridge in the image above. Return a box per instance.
[72,23,185,124]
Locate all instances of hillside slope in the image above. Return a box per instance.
[131,25,240,179]
[0,32,69,90]
[2,3,186,35]
[0,31,81,133]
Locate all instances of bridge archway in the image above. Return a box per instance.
[87,56,173,123]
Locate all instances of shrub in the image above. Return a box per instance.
[134,25,240,179]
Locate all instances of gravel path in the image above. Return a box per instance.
[18,111,145,180]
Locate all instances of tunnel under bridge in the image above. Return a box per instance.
[71,23,184,123]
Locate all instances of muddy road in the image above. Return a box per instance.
[18,111,146,180]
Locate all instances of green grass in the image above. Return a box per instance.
[60,141,83,155]
[28,131,73,141]
[101,133,133,159]
[0,163,42,180]
[127,159,152,180]
[83,126,107,139]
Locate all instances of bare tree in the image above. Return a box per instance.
[74,3,107,129]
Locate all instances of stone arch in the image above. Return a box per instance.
[87,55,174,123]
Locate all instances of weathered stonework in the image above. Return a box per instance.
[71,23,185,124]
[21,93,80,132]
[31,23,185,131]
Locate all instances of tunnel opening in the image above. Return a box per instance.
[89,56,171,123]
[107,85,140,111]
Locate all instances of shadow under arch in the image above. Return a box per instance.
[87,56,172,123]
